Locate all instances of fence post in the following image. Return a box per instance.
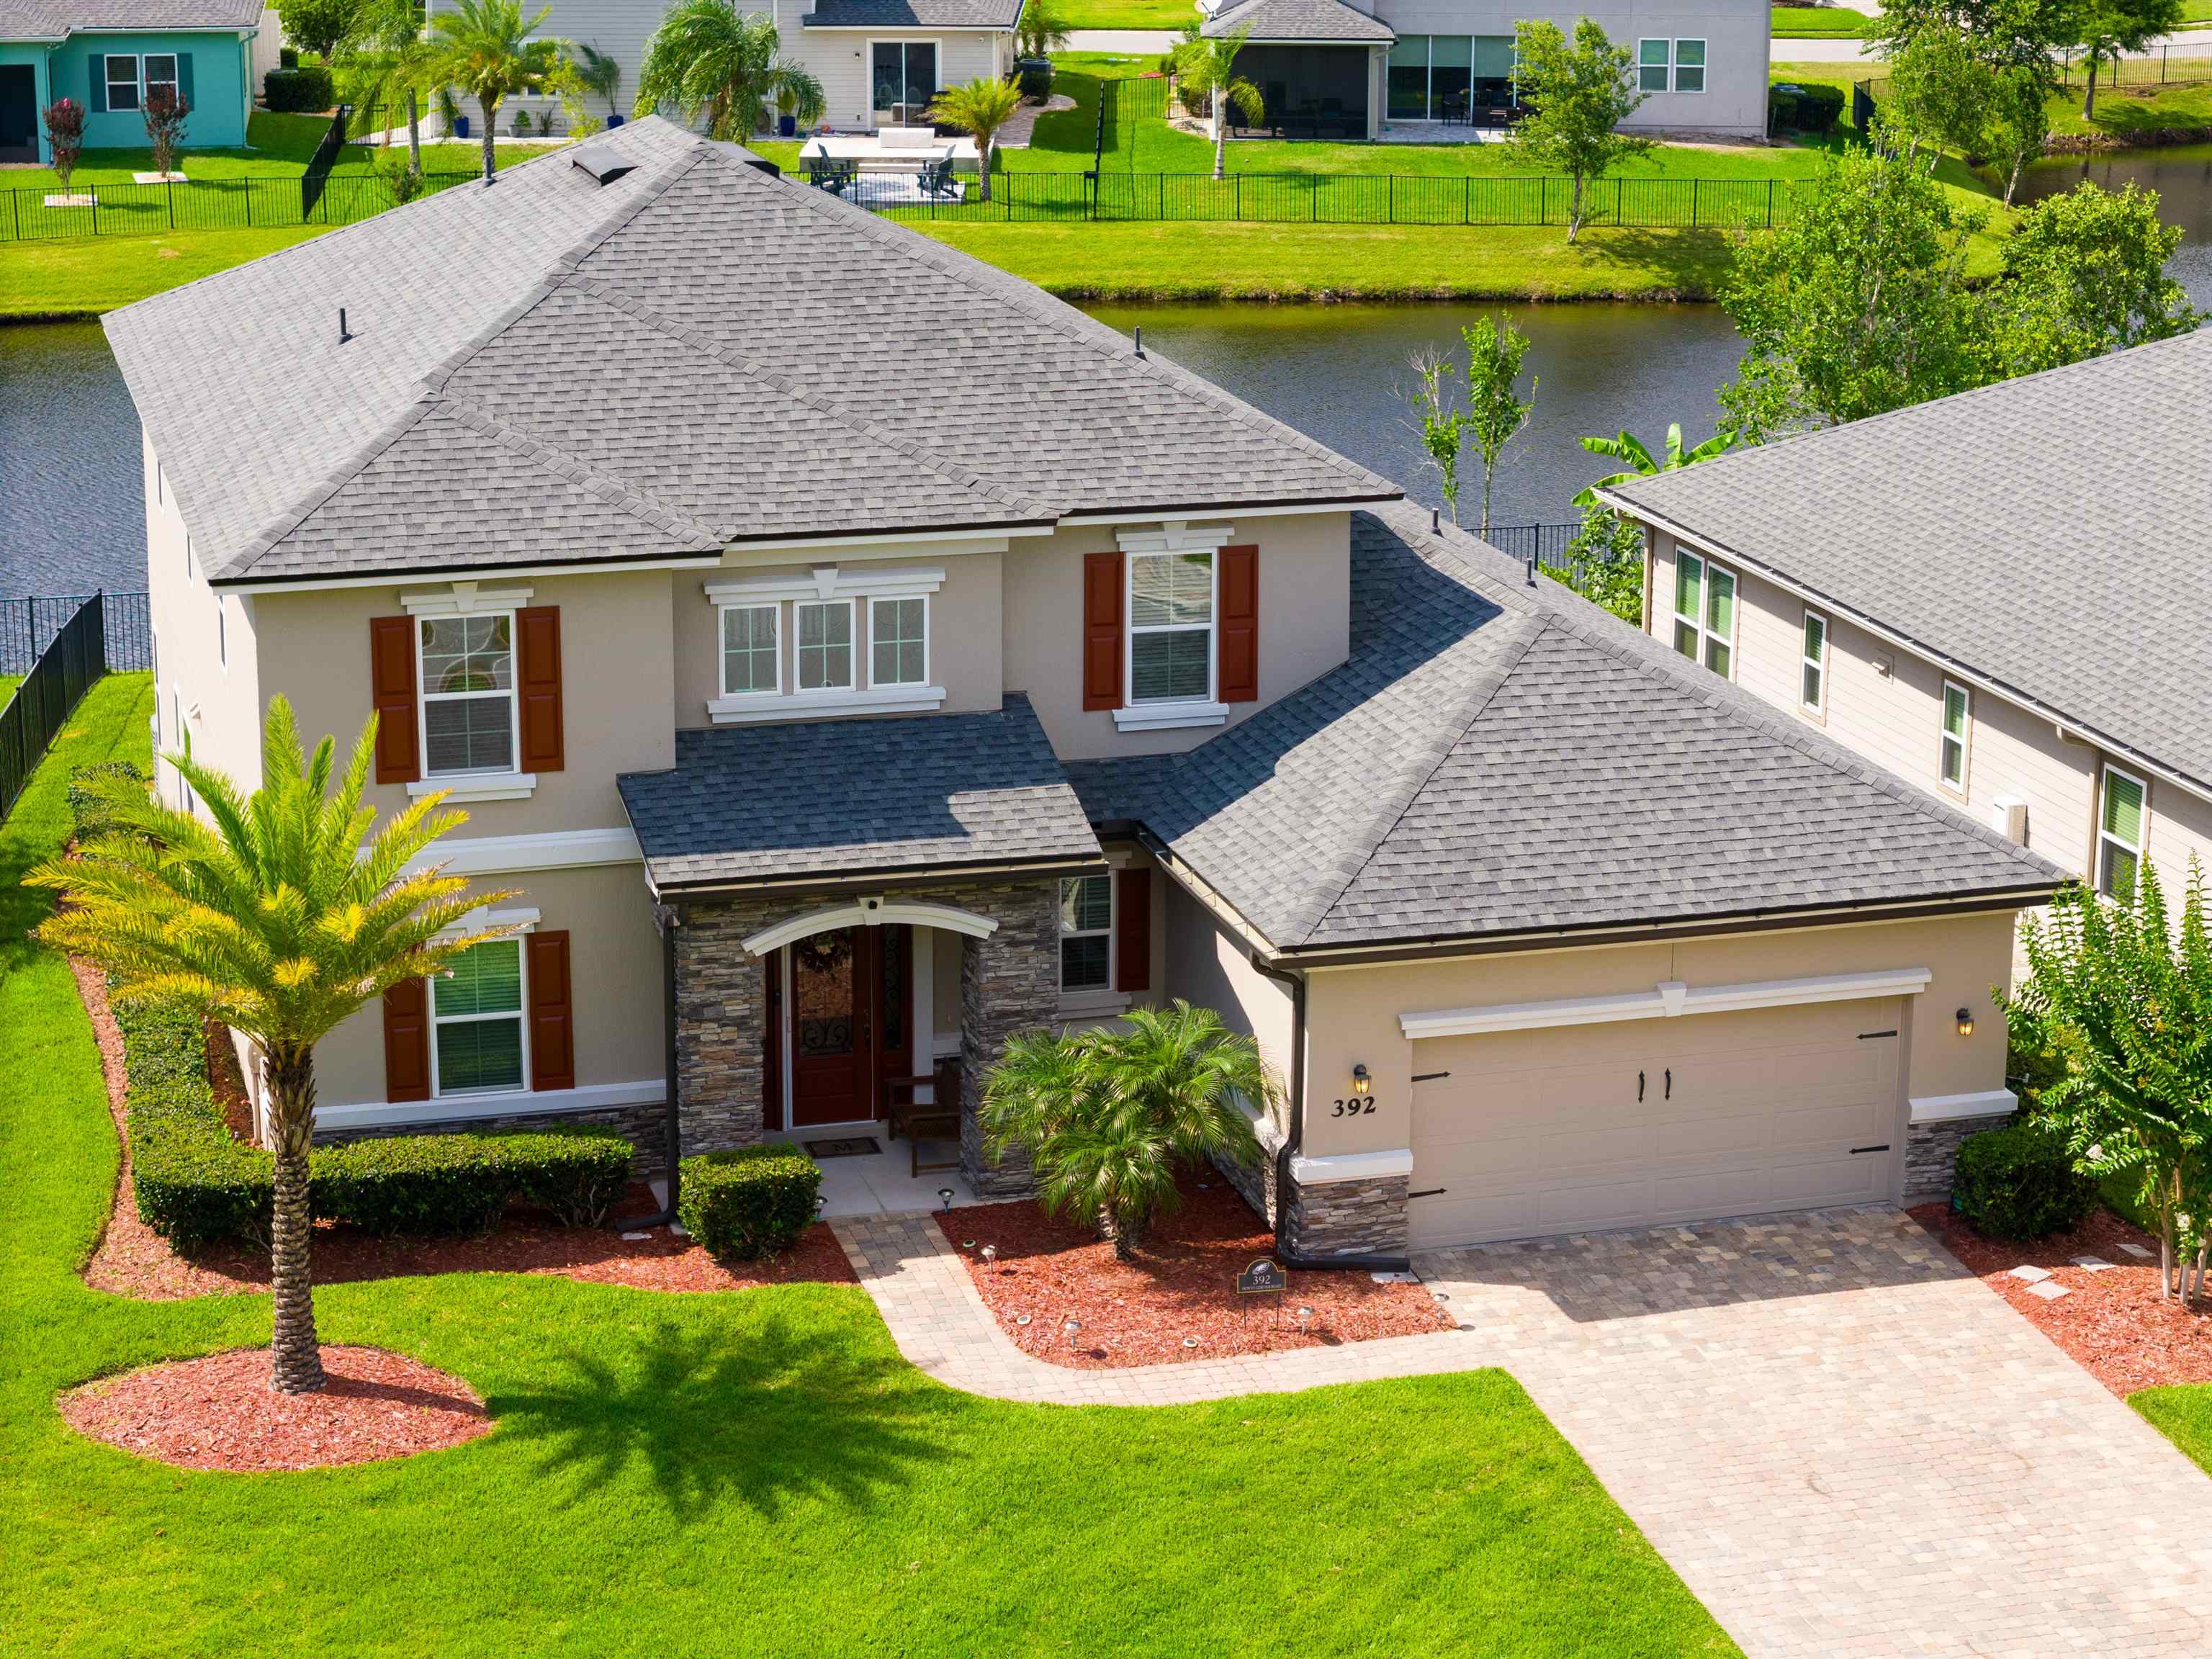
[10,189,17,241]
[166,177,176,230]
[1463,174,1470,225]
[1691,176,1699,227]
[91,189,98,235]
[1767,178,1775,227]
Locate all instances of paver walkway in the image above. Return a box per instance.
[834,1205,2212,1658]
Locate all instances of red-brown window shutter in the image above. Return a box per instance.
[382,978,431,1102]
[1115,867,1151,993]
[526,930,575,1092]
[516,606,565,773]
[1218,544,1259,703]
[368,616,421,785]
[1082,549,1124,711]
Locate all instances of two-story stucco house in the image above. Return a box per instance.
[104,119,2062,1261]
[1601,330,2212,1156]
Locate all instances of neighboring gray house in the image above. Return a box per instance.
[1199,0,1771,140]
[107,119,2055,1262]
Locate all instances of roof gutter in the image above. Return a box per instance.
[1597,488,2212,812]
[637,851,1108,904]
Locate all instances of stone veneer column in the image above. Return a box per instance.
[1905,1110,2013,1202]
[953,878,1061,1199]
[672,897,780,1158]
[1283,1169,1411,1259]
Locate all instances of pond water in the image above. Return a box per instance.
[0,320,145,598]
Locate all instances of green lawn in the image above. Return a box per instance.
[2134,1385,2212,1477]
[0,226,333,318]
[1052,0,1202,28]
[1771,4,1871,35]
[0,676,1735,1658]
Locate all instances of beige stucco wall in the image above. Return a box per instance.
[250,568,677,837]
[1163,881,1295,1133]
[145,433,264,809]
[1295,910,2020,1161]
[315,861,665,1111]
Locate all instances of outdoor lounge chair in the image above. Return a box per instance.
[916,150,961,201]
[801,147,859,194]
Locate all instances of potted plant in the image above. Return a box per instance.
[775,81,798,137]
[439,84,467,138]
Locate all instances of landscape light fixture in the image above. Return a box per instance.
[1956,1007,1974,1037]
[938,1187,955,1211]
[981,1244,998,1269]
[1351,1064,1371,1097]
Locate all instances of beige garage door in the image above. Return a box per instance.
[1408,997,1904,1249]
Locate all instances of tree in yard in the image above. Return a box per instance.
[28,700,505,1393]
[42,98,84,191]
[2072,0,2182,120]
[981,1002,1273,1262]
[1717,147,1983,442]
[1571,421,1736,504]
[634,0,820,140]
[1013,0,1073,61]
[1882,22,1995,166]
[2004,861,2212,1305]
[141,84,192,178]
[1979,179,2199,376]
[338,0,432,173]
[1504,17,1650,244]
[1172,24,1264,182]
[1548,503,1645,623]
[1459,314,1535,537]
[424,0,565,180]
[927,77,1022,203]
[277,0,364,59]
[1870,0,2077,73]
[1982,63,2052,205]
[1405,348,1466,524]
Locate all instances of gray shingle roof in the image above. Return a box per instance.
[1,0,258,37]
[801,0,1022,27]
[1604,328,2212,797]
[1070,503,2064,954]
[1202,0,1393,41]
[103,118,1396,588]
[616,694,1100,891]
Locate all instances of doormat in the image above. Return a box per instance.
[804,1137,882,1159]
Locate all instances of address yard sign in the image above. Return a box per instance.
[1237,1258,1286,1296]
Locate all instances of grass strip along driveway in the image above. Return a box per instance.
[0,676,1737,1658]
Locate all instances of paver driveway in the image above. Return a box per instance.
[1418,1208,2212,1659]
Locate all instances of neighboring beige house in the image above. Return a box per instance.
[107,119,2059,1262]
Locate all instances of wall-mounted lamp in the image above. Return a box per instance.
[1351,1064,1372,1097]
[1956,1007,1975,1038]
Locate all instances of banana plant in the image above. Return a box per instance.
[1571,422,1736,507]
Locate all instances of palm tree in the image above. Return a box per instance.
[927,76,1021,202]
[424,0,565,181]
[1013,0,1073,61]
[633,0,822,141]
[1171,24,1263,181]
[338,0,434,172]
[566,40,624,123]
[30,700,506,1393]
[981,1001,1272,1260]
[1570,422,1736,505]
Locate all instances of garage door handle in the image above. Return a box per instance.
[1637,1069,1645,1102]
[1408,1187,1447,1200]
[1849,1143,1891,1156]
[1664,1068,1672,1100]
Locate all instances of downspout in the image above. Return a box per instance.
[618,902,684,1230]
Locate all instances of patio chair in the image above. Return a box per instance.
[916,150,961,202]
[886,1058,962,1177]
[802,148,858,194]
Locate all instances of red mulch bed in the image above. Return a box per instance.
[936,1178,1451,1368]
[58,1345,493,1471]
[71,960,855,1300]
[1912,1201,2212,1397]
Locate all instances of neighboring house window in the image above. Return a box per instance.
[871,596,927,688]
[1672,38,1706,92]
[1640,38,1704,92]
[104,54,141,112]
[2098,765,2147,900]
[1128,550,1213,704]
[431,939,526,1095]
[1799,610,1827,713]
[216,598,225,668]
[1670,550,1735,678]
[719,603,778,696]
[1938,680,1970,793]
[1059,875,1112,992]
[418,611,517,777]
[794,599,855,691]
[144,54,179,104]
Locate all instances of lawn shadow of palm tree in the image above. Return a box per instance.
[490,1310,945,1521]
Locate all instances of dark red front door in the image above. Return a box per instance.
[784,926,914,1128]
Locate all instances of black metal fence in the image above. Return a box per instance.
[0,595,109,819]
[0,593,151,676]
[1485,521,1583,575]
[2060,43,2212,87]
[0,169,483,244]
[300,102,351,219]
[853,168,1799,227]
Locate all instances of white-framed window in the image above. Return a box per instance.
[215,596,225,668]
[418,611,517,778]
[1128,549,1215,705]
[719,603,779,697]
[1669,550,1735,678]
[1938,680,1970,793]
[2098,764,2147,900]
[104,53,142,112]
[431,938,527,1096]
[870,595,927,688]
[1058,875,1112,992]
[1799,609,1827,714]
[794,598,855,692]
[143,53,179,104]
[1639,37,1704,93]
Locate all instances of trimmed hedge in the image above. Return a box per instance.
[116,995,634,1245]
[263,66,335,113]
[678,1146,821,1259]
[1954,1119,2098,1241]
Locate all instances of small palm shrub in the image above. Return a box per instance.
[1953,1120,2097,1241]
[678,1145,821,1257]
[67,761,146,842]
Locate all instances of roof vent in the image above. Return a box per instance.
[571,146,637,186]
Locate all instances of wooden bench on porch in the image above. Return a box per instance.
[886,1056,963,1178]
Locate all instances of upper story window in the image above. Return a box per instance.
[1639,37,1704,94]
[794,599,855,691]
[706,566,946,724]
[1938,680,1970,794]
[2098,765,2146,900]
[871,596,927,688]
[419,612,516,777]
[1799,610,1827,714]
[1671,549,1735,678]
[1128,550,1213,704]
[104,54,143,112]
[1059,875,1112,992]
[721,603,779,696]
[432,939,526,1095]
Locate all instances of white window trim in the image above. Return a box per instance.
[143,52,178,101]
[415,603,526,791]
[2098,762,2149,898]
[1938,678,1971,796]
[868,593,930,690]
[792,596,858,693]
[1670,549,1736,680]
[1799,607,1827,716]
[400,582,534,616]
[1125,548,1218,710]
[709,683,945,724]
[1635,37,1668,93]
[1399,966,1933,1039]
[1671,37,1706,93]
[428,930,531,1101]
[716,601,781,700]
[704,566,943,606]
[104,52,142,109]
[316,1078,664,1131]
[1058,873,1115,996]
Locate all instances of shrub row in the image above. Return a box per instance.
[678,1145,821,1259]
[118,995,632,1246]
[1953,1118,2097,1241]
[1768,81,1846,135]
[263,66,336,114]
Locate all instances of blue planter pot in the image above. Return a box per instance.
[607,112,624,127]
[778,113,796,137]
[454,114,469,138]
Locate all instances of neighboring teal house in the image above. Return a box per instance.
[1,0,267,164]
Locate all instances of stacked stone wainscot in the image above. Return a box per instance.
[1905,1110,2014,1202]
[1284,1166,1409,1260]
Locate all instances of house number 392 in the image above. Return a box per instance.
[1330,1097,1377,1117]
